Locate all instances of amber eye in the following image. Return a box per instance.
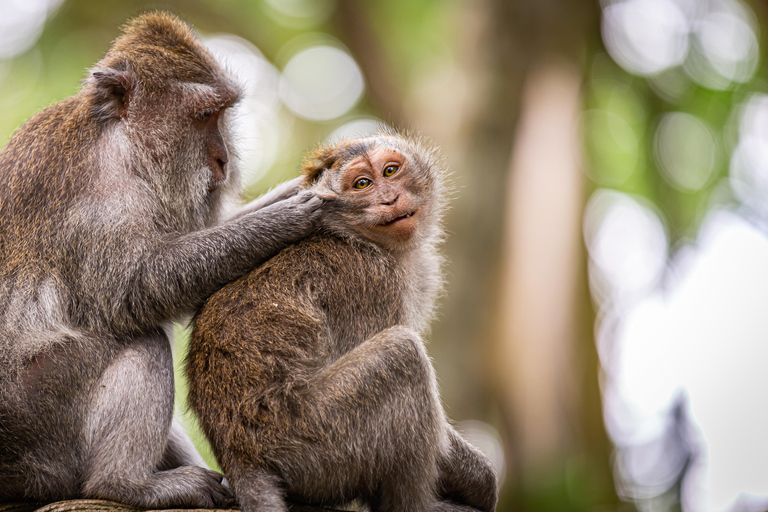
[354,178,372,189]
[383,164,399,177]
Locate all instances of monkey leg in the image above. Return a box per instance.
[155,418,208,471]
[435,427,498,512]
[81,330,231,509]
[255,326,446,512]
[227,467,288,512]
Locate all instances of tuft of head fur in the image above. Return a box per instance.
[84,12,242,124]
[91,12,226,89]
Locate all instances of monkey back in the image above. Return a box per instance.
[187,231,404,461]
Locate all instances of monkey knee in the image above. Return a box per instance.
[229,467,287,512]
[374,326,432,378]
[85,336,175,472]
[377,325,422,346]
[470,461,499,511]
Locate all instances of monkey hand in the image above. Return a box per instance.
[254,190,324,237]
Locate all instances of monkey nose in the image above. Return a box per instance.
[382,194,399,206]
[210,154,228,185]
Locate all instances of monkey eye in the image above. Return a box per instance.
[194,107,218,122]
[383,164,399,177]
[353,178,372,190]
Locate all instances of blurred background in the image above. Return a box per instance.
[3,0,768,510]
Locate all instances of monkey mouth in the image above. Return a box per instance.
[379,209,417,226]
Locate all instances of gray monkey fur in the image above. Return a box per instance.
[0,12,322,508]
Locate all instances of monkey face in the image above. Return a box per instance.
[303,132,445,253]
[339,148,421,245]
[311,141,435,252]
[190,102,235,193]
[85,15,244,230]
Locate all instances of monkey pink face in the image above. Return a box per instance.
[340,148,422,247]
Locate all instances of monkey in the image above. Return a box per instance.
[0,12,325,509]
[186,132,498,512]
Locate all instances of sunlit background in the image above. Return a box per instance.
[3,0,768,511]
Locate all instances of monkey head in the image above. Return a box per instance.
[82,12,243,228]
[302,133,447,253]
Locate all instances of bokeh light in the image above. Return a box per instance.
[601,0,690,76]
[327,117,388,141]
[205,34,286,187]
[684,0,759,90]
[730,94,768,214]
[654,112,719,192]
[592,0,768,507]
[0,0,63,60]
[602,0,758,90]
[583,190,668,306]
[279,42,364,121]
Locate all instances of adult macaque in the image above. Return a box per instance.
[188,133,498,512]
[0,12,322,508]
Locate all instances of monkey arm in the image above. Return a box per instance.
[231,176,306,220]
[122,193,321,329]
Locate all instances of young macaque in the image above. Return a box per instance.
[187,133,498,512]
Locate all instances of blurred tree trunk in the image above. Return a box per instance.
[335,0,617,510]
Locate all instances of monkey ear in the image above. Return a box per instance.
[88,64,135,121]
[302,147,340,184]
[301,160,326,185]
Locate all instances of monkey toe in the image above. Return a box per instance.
[197,468,235,507]
[161,466,234,508]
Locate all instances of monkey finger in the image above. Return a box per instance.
[285,175,309,194]
[314,192,339,203]
[294,191,324,216]
[293,190,318,203]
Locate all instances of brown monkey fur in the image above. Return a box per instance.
[0,12,322,508]
[187,132,498,512]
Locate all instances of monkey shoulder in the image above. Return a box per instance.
[0,97,101,220]
[1,97,96,168]
[274,232,398,301]
[269,232,405,338]
[216,232,394,302]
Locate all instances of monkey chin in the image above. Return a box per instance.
[369,209,419,248]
